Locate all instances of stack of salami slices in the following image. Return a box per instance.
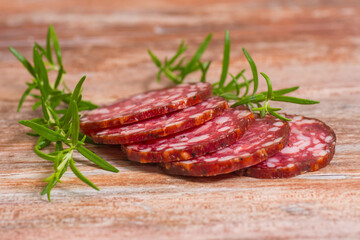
[80,83,336,178]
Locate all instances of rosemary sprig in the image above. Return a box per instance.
[10,25,118,201]
[148,34,212,84]
[149,30,319,120]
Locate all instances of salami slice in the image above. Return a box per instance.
[240,115,336,179]
[123,107,254,163]
[160,114,289,176]
[90,97,229,144]
[80,82,212,130]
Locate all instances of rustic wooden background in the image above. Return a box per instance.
[1,0,360,239]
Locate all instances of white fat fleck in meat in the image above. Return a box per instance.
[313,139,320,144]
[187,92,197,98]
[287,163,295,168]
[262,141,275,147]
[274,137,283,143]
[294,140,305,147]
[292,116,303,121]
[234,146,243,153]
[291,128,303,135]
[127,145,138,149]
[170,143,188,147]
[215,116,230,124]
[240,153,251,158]
[188,134,210,143]
[192,124,211,134]
[180,137,189,142]
[273,122,284,127]
[139,107,152,112]
[183,106,195,112]
[236,111,249,117]
[269,157,279,163]
[297,141,311,150]
[169,94,181,100]
[143,98,155,104]
[217,148,229,154]
[155,145,168,151]
[154,102,165,107]
[173,146,187,150]
[218,156,235,162]
[325,136,333,143]
[120,128,146,135]
[268,127,280,132]
[97,129,110,135]
[267,162,276,168]
[281,146,300,154]
[139,148,151,152]
[298,119,317,125]
[204,157,220,162]
[91,108,111,115]
[317,150,327,156]
[313,143,326,149]
[297,133,311,142]
[124,104,136,110]
[218,126,231,132]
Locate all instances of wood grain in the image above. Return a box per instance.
[1,0,360,239]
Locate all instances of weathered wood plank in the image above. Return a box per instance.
[0,0,359,239]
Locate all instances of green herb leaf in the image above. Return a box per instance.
[242,48,258,95]
[69,159,99,191]
[17,84,36,112]
[260,72,273,100]
[271,86,300,96]
[168,40,187,66]
[183,33,212,79]
[19,120,64,142]
[49,25,63,67]
[271,95,320,104]
[54,66,64,89]
[77,145,119,173]
[71,100,80,146]
[46,27,54,64]
[148,50,162,68]
[219,30,230,88]
[8,47,35,77]
[268,109,291,121]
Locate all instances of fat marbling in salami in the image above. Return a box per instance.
[123,107,254,163]
[240,115,336,178]
[160,114,289,176]
[80,82,212,130]
[90,97,228,144]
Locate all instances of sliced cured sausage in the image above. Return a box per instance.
[160,114,289,176]
[90,97,228,144]
[80,82,212,130]
[123,107,254,163]
[240,115,336,178]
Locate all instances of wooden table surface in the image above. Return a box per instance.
[1,0,360,239]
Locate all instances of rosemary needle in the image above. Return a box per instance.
[10,25,118,201]
[149,30,319,121]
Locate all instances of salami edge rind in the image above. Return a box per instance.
[160,115,290,177]
[123,108,255,163]
[80,83,212,130]
[90,97,229,144]
[239,115,336,179]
